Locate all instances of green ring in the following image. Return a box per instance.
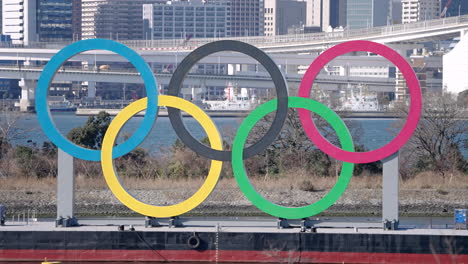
[231,96,355,219]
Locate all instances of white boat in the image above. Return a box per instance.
[202,87,258,112]
[48,96,77,112]
[339,84,380,112]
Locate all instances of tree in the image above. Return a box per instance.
[397,92,467,178]
[457,89,468,108]
[245,108,380,178]
[67,111,111,149]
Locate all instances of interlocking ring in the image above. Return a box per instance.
[298,40,422,163]
[167,40,289,161]
[36,39,159,161]
[232,97,354,219]
[101,95,222,218]
[36,39,422,219]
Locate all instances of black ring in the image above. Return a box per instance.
[167,40,289,161]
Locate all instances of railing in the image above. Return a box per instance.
[1,15,467,51]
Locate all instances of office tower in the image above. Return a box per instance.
[328,0,346,29]
[2,0,37,45]
[3,0,74,45]
[440,0,468,17]
[305,0,346,31]
[72,0,82,40]
[143,1,228,40]
[264,0,306,36]
[82,0,165,40]
[402,0,440,24]
[346,0,389,29]
[392,0,402,24]
[36,0,73,42]
[0,0,2,34]
[225,0,264,37]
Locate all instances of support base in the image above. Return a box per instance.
[56,217,79,227]
[145,217,161,228]
[383,219,399,230]
[277,218,290,229]
[169,216,183,228]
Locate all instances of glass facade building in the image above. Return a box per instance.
[37,0,73,42]
[225,0,264,37]
[82,0,165,40]
[144,2,228,40]
[346,0,388,29]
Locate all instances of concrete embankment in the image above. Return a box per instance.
[1,188,467,217]
[76,108,408,118]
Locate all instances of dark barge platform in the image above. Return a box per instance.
[1,220,467,263]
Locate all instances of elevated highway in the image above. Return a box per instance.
[0,16,465,62]
[0,15,454,111]
[0,15,465,56]
[0,65,397,92]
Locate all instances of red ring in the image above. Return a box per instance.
[298,40,422,163]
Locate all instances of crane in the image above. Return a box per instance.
[440,0,453,18]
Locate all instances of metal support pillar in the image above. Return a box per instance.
[382,151,399,230]
[145,216,161,228]
[169,216,183,228]
[300,218,314,232]
[277,218,290,229]
[56,149,78,227]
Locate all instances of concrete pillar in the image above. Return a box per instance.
[87,81,96,98]
[461,29,468,40]
[56,149,78,227]
[228,64,235,75]
[82,60,97,98]
[19,79,36,112]
[382,151,399,230]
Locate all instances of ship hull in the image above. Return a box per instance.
[1,231,467,263]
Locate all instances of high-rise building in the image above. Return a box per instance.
[391,0,402,24]
[402,0,440,24]
[2,0,38,45]
[143,1,228,40]
[82,0,165,40]
[3,0,74,45]
[72,0,82,40]
[328,0,346,29]
[264,0,306,36]
[0,0,2,34]
[306,0,321,27]
[346,0,389,29]
[305,0,346,31]
[224,0,264,37]
[37,0,73,42]
[440,0,468,17]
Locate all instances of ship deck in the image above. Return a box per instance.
[2,217,467,236]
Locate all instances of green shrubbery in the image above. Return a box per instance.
[0,95,466,181]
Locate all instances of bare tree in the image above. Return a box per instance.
[245,108,367,178]
[397,92,467,179]
[0,110,28,144]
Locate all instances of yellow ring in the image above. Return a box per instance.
[101,95,223,217]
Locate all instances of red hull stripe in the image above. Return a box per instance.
[1,249,468,263]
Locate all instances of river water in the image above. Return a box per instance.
[5,112,468,158]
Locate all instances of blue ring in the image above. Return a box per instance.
[36,39,158,161]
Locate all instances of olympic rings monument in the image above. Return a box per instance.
[36,39,422,229]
